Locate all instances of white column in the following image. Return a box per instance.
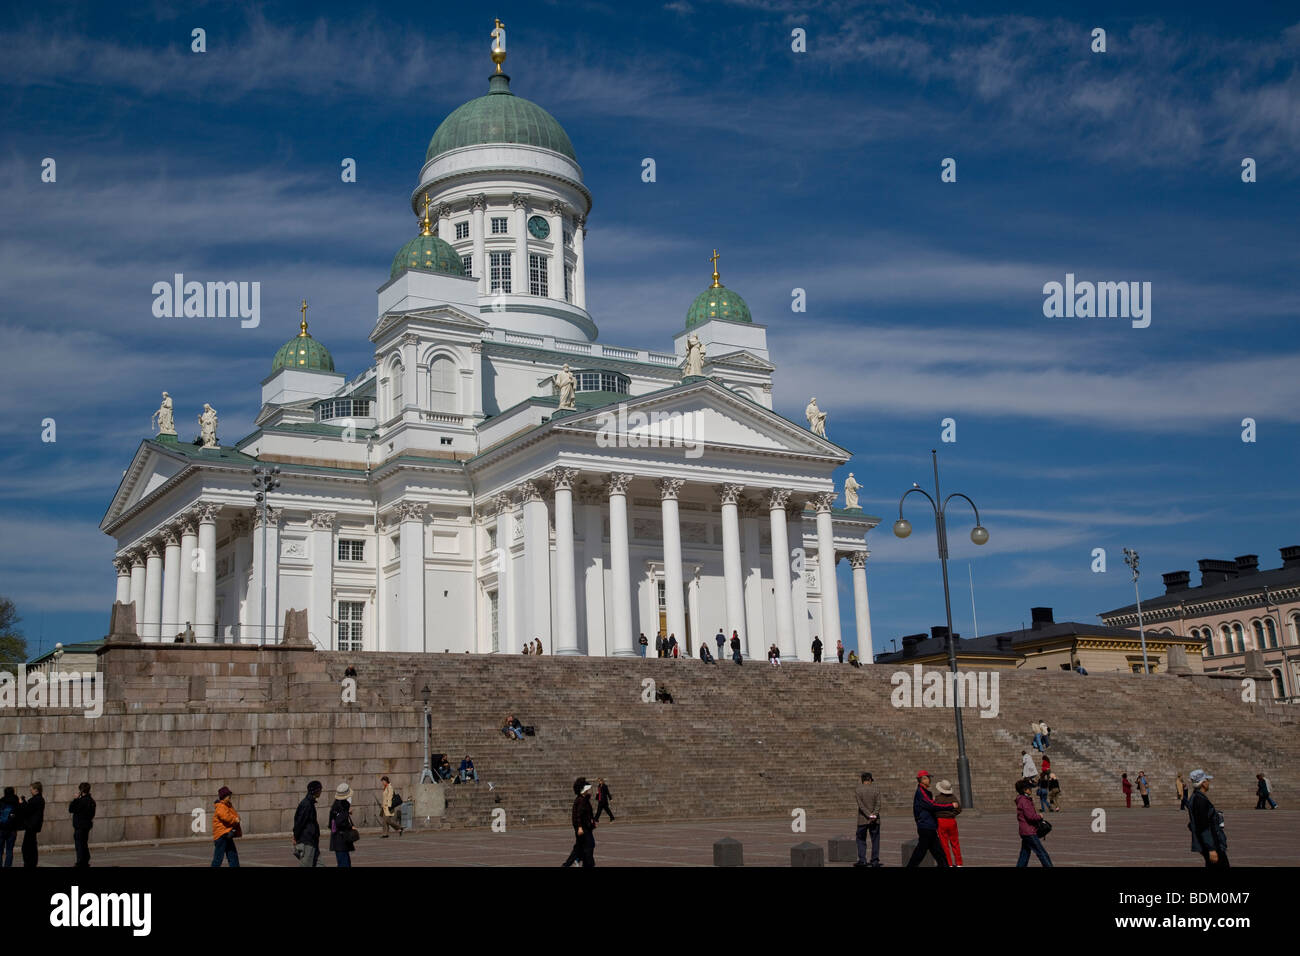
[194,503,221,643]
[161,527,181,640]
[741,503,764,659]
[574,215,587,309]
[850,550,874,659]
[657,477,687,651]
[250,507,281,643]
[471,194,487,294]
[767,488,796,660]
[551,468,579,655]
[436,202,452,244]
[310,512,336,650]
[581,488,607,656]
[139,540,158,639]
[518,480,553,653]
[128,551,147,637]
[512,193,529,295]
[788,507,808,661]
[606,473,635,656]
[113,558,131,606]
[398,502,426,652]
[494,494,517,654]
[178,516,198,633]
[230,515,252,642]
[718,485,747,648]
[548,200,565,302]
[687,566,703,657]
[813,493,842,657]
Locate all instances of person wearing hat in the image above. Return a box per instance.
[906,771,954,867]
[562,777,596,867]
[212,786,240,867]
[854,771,882,867]
[329,783,358,867]
[1187,770,1228,867]
[934,779,963,866]
[293,781,324,867]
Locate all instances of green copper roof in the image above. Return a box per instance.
[391,233,464,279]
[426,73,576,163]
[272,331,335,373]
[686,284,752,329]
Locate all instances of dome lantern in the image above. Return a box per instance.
[271,300,335,373]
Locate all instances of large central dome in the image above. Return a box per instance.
[426,73,576,163]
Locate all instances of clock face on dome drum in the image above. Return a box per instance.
[527,215,550,239]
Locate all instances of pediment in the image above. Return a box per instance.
[371,304,487,343]
[100,439,255,531]
[707,349,775,372]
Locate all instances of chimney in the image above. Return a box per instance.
[901,634,923,658]
[1163,570,1191,594]
[1281,545,1300,569]
[1234,555,1259,575]
[995,634,1013,651]
[1030,607,1054,630]
[1198,559,1238,586]
[930,625,949,642]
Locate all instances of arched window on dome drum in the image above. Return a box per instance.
[429,356,457,413]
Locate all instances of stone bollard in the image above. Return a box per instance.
[827,835,857,863]
[791,841,824,867]
[713,837,743,867]
[901,839,939,866]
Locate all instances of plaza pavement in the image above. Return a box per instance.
[29,807,1299,867]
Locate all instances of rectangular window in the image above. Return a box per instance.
[564,264,573,303]
[440,437,453,445]
[486,526,497,550]
[490,216,509,235]
[455,221,469,240]
[337,601,364,652]
[490,251,512,293]
[337,539,365,562]
[461,254,473,277]
[488,590,499,653]
[529,253,548,296]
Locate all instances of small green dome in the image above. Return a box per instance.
[686,285,752,329]
[426,73,576,163]
[390,234,465,279]
[272,325,335,373]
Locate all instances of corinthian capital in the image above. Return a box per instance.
[656,477,685,500]
[550,467,578,491]
[717,483,745,505]
[849,550,870,570]
[517,479,546,503]
[605,473,634,496]
[194,502,222,524]
[766,488,792,511]
[810,491,836,514]
[397,501,426,523]
[511,192,529,210]
[469,194,488,211]
[310,511,338,531]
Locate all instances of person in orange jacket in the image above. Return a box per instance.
[212,786,241,867]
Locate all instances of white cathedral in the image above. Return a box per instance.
[100,28,880,659]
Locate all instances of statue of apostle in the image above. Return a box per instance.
[554,364,577,409]
[151,391,176,436]
[805,397,827,438]
[683,333,706,378]
[843,472,860,510]
[199,403,219,448]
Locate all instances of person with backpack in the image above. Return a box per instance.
[329,783,358,867]
[730,632,742,665]
[19,781,45,868]
[379,775,404,837]
[292,780,323,866]
[1047,773,1062,811]
[68,782,96,868]
[212,786,241,867]
[0,786,19,867]
[1015,778,1053,867]
[1187,769,1228,867]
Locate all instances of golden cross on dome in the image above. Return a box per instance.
[299,299,309,336]
[420,193,433,236]
[709,249,722,288]
[491,18,507,73]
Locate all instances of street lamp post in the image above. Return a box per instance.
[251,465,281,644]
[419,684,435,784]
[1122,548,1149,674]
[893,449,989,809]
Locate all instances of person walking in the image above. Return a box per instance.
[293,781,323,866]
[934,779,963,866]
[561,778,596,867]
[715,628,726,661]
[1015,778,1053,867]
[379,775,404,837]
[328,783,357,867]
[638,633,649,657]
[1021,751,1036,780]
[854,771,882,867]
[905,772,953,867]
[1036,770,1051,813]
[1047,773,1062,811]
[1041,722,1051,749]
[1176,773,1188,811]
[593,778,615,822]
[211,786,240,867]
[19,782,45,868]
[730,632,743,665]
[1187,769,1228,867]
[836,638,844,664]
[68,782,96,868]
[811,636,823,663]
[1031,721,1045,752]
[1121,772,1133,808]
[1138,771,1150,808]
[0,786,20,868]
[1255,773,1277,809]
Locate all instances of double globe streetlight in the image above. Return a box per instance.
[893,450,988,808]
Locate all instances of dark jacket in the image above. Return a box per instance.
[293,794,320,847]
[571,794,594,835]
[1189,789,1226,854]
[912,785,953,831]
[730,636,740,652]
[68,794,96,831]
[20,794,44,833]
[855,783,881,825]
[0,793,19,831]
[328,799,354,854]
[596,783,611,804]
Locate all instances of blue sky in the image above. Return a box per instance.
[2,1,1298,658]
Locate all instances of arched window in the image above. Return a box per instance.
[1232,622,1245,654]
[389,359,404,420]
[1220,625,1233,655]
[1264,618,1279,648]
[1253,620,1266,650]
[1272,669,1285,699]
[1290,613,1300,647]
[428,356,457,413]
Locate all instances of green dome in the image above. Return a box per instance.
[272,326,335,373]
[390,234,465,279]
[426,74,576,163]
[686,284,752,329]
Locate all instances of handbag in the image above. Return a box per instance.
[1035,819,1052,839]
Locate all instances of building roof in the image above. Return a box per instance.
[29,639,104,665]
[272,323,335,373]
[1099,548,1300,619]
[390,233,464,279]
[426,73,576,162]
[152,435,259,463]
[686,284,752,330]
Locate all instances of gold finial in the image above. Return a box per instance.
[490,18,507,73]
[420,193,433,236]
[299,299,309,336]
[709,249,722,288]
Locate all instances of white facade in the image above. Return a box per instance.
[100,62,879,657]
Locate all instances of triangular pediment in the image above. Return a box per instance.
[100,439,256,531]
[707,349,775,372]
[371,304,487,343]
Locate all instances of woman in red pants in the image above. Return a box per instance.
[934,779,963,867]
[1121,772,1133,808]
